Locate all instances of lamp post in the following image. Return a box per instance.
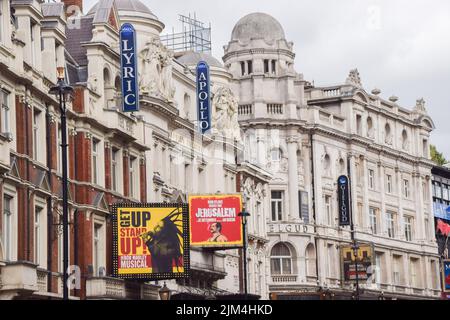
[238,208,250,298]
[49,67,73,300]
[159,282,171,300]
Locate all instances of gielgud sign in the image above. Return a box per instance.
[112,203,190,280]
[189,194,243,249]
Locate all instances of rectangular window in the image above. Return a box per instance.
[271,191,283,221]
[443,185,449,201]
[410,258,420,288]
[111,148,119,192]
[129,156,136,198]
[431,260,439,289]
[1,89,10,133]
[404,216,414,241]
[93,223,103,276]
[271,60,276,74]
[403,179,410,198]
[2,195,13,261]
[92,138,99,184]
[386,174,393,194]
[393,255,402,285]
[30,21,36,66]
[241,61,245,76]
[369,207,378,234]
[325,195,332,226]
[356,114,362,135]
[247,60,253,74]
[386,212,396,238]
[375,253,383,284]
[327,244,335,278]
[264,59,269,73]
[33,108,42,160]
[368,169,375,190]
[34,206,43,266]
[57,124,62,173]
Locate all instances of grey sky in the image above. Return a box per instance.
[85,0,450,160]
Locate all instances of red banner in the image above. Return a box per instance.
[189,194,243,248]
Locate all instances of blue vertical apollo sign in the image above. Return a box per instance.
[196,61,211,134]
[338,175,351,226]
[120,23,139,112]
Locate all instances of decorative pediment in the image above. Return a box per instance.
[8,156,20,179]
[92,192,109,211]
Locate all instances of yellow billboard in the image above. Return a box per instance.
[112,203,189,280]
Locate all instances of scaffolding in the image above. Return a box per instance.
[160,13,212,53]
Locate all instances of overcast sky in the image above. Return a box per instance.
[85,0,450,159]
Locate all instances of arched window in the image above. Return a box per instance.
[305,243,317,278]
[367,117,374,138]
[323,154,331,176]
[114,76,121,108]
[384,123,392,145]
[402,129,408,150]
[270,243,292,275]
[338,158,345,174]
[103,68,114,109]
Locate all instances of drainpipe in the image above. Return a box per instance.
[309,132,320,282]
[45,103,53,293]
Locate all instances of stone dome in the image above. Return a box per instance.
[177,51,223,68]
[231,12,286,43]
[87,0,159,21]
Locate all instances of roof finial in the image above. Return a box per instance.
[346,68,362,88]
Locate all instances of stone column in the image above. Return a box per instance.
[361,156,369,231]
[415,174,425,240]
[287,136,299,221]
[396,167,404,239]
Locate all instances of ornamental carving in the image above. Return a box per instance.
[139,38,175,101]
[211,86,241,141]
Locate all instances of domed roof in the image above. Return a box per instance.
[177,51,223,68]
[231,12,286,43]
[87,0,159,21]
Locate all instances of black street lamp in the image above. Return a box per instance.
[238,208,250,298]
[49,67,73,300]
[159,282,171,300]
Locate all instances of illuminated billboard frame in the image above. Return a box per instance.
[189,194,244,249]
[112,202,190,280]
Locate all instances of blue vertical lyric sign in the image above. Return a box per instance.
[120,23,139,112]
[338,175,351,226]
[196,61,211,134]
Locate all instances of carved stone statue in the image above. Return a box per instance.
[139,38,162,96]
[160,49,175,101]
[139,38,176,101]
[212,86,241,141]
[414,98,427,114]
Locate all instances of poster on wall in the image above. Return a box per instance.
[189,194,243,249]
[341,244,373,282]
[443,260,450,293]
[112,203,190,280]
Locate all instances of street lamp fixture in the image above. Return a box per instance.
[49,67,73,300]
[238,209,250,298]
[159,282,171,301]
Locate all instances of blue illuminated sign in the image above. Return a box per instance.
[196,61,211,134]
[338,175,351,226]
[120,23,139,112]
